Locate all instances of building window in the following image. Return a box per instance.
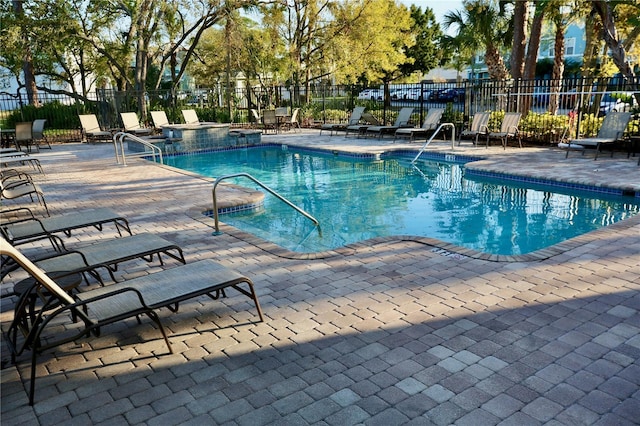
[565,37,576,55]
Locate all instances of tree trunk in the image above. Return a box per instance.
[13,0,39,106]
[510,0,528,81]
[592,0,636,80]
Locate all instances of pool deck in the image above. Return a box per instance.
[1,130,639,425]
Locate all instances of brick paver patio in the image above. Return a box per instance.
[1,131,639,425]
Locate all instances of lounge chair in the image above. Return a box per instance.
[2,232,185,286]
[262,109,278,133]
[79,114,113,143]
[14,122,35,153]
[285,108,301,132]
[0,173,49,215]
[1,240,264,405]
[320,106,365,136]
[182,109,200,124]
[150,110,170,132]
[1,207,131,249]
[486,112,522,149]
[365,107,415,139]
[120,112,153,136]
[394,108,445,142]
[250,109,262,128]
[0,152,44,173]
[344,112,380,138]
[562,111,631,159]
[458,112,491,146]
[32,119,51,150]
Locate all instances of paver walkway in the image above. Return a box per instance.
[1,131,639,425]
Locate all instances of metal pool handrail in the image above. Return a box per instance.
[411,122,456,163]
[113,132,163,165]
[211,173,321,237]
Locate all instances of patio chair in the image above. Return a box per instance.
[394,108,445,142]
[79,114,113,143]
[1,232,185,286]
[365,107,415,139]
[320,106,365,136]
[0,152,44,173]
[14,122,35,153]
[262,109,278,134]
[1,240,264,405]
[150,111,170,130]
[344,112,380,138]
[120,112,152,136]
[285,108,301,132]
[32,119,51,150]
[0,172,49,215]
[182,109,200,124]
[563,112,631,159]
[1,207,131,249]
[486,112,522,149]
[250,109,261,128]
[458,112,491,146]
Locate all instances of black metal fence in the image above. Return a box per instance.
[1,76,638,144]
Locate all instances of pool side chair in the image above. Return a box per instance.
[286,108,301,132]
[182,109,200,124]
[120,112,153,136]
[365,107,415,139]
[563,111,631,159]
[1,240,264,406]
[0,152,44,173]
[394,108,445,142]
[344,113,380,138]
[250,109,262,128]
[458,112,491,146]
[32,119,51,150]
[0,173,49,216]
[320,106,366,136]
[150,111,170,131]
[486,112,522,149]
[1,207,131,249]
[1,232,186,286]
[15,122,36,153]
[262,109,278,134]
[79,114,113,143]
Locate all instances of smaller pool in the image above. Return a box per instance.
[163,146,640,255]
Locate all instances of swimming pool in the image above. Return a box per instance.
[163,146,640,255]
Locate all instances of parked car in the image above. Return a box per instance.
[597,93,637,116]
[358,89,383,100]
[405,88,430,101]
[430,88,465,103]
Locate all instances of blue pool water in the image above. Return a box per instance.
[163,146,640,255]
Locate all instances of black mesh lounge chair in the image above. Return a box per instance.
[344,112,380,138]
[1,233,186,286]
[1,240,264,405]
[1,207,131,249]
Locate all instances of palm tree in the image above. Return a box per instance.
[442,0,511,81]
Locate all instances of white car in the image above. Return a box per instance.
[358,89,383,100]
[598,93,637,116]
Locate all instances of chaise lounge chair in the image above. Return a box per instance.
[394,108,445,142]
[562,111,631,159]
[120,112,153,136]
[1,232,186,286]
[1,172,49,216]
[458,112,491,146]
[1,240,264,405]
[344,112,380,138]
[320,106,366,136]
[182,109,200,124]
[79,114,113,143]
[486,112,522,149]
[1,207,131,249]
[150,110,170,132]
[365,107,414,139]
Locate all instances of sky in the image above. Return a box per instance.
[402,0,464,23]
